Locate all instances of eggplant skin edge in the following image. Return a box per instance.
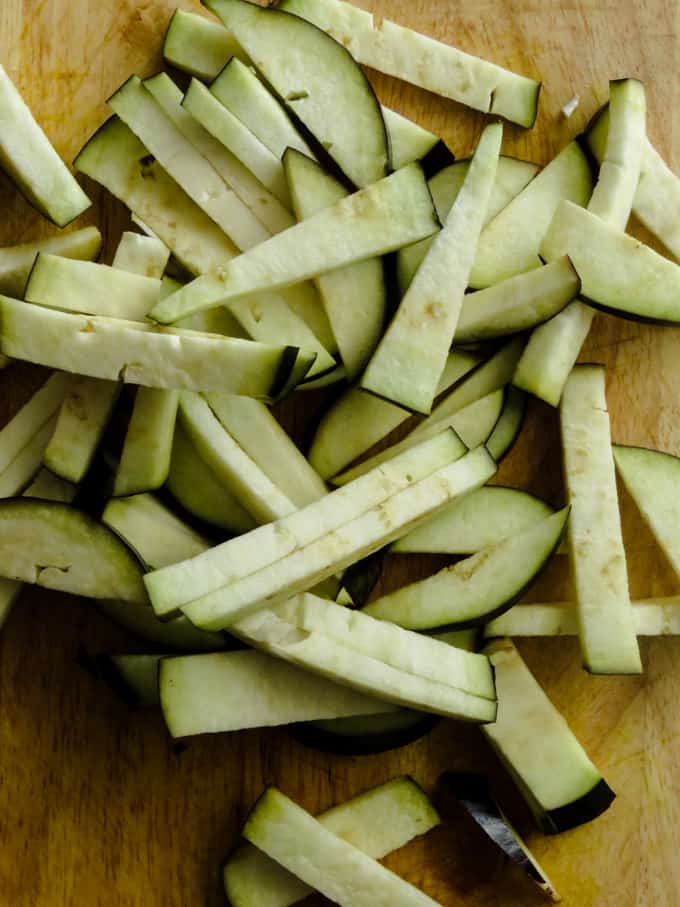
[541,779,616,834]
[289,714,440,756]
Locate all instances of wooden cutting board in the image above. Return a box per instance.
[0,1,679,905]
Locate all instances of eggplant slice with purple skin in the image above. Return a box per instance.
[437,772,561,901]
[291,710,440,756]
[291,629,480,755]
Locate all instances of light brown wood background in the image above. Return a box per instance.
[0,0,679,905]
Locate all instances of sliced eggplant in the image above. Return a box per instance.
[43,376,120,484]
[76,118,331,373]
[108,75,272,249]
[166,422,256,535]
[112,231,170,278]
[482,639,615,833]
[485,386,527,461]
[0,372,69,474]
[271,594,495,699]
[512,300,594,407]
[437,772,560,901]
[586,79,646,231]
[484,598,680,638]
[308,350,481,481]
[163,8,445,175]
[295,363,346,390]
[241,788,442,907]
[333,389,503,486]
[285,149,386,380]
[183,78,290,206]
[112,235,180,497]
[178,392,296,523]
[541,200,680,323]
[159,649,396,737]
[147,420,468,618]
[485,603,578,638]
[75,117,242,276]
[0,227,102,298]
[217,288,335,379]
[149,163,439,324]
[381,108,442,171]
[179,446,496,630]
[164,8,246,80]
[0,63,90,226]
[98,654,163,709]
[204,393,327,508]
[294,711,440,757]
[513,79,647,406]
[0,499,146,603]
[0,463,78,631]
[144,71,294,236]
[365,508,569,630]
[274,280,338,362]
[113,388,179,497]
[587,105,680,260]
[224,777,440,907]
[25,254,161,319]
[398,156,540,294]
[561,366,641,674]
[393,486,554,555]
[298,630,479,755]
[409,336,526,436]
[613,445,680,580]
[234,605,496,722]
[280,0,540,127]
[205,0,389,187]
[0,416,58,499]
[0,295,309,398]
[210,57,313,160]
[470,142,593,289]
[360,123,502,414]
[432,389,505,449]
[103,493,210,573]
[454,257,580,343]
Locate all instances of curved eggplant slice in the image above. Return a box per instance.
[366,508,569,631]
[483,386,527,462]
[541,200,680,325]
[0,499,147,604]
[613,445,680,580]
[279,0,540,127]
[392,484,552,556]
[205,0,389,188]
[437,772,560,901]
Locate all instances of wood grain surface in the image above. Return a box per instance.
[0,1,679,905]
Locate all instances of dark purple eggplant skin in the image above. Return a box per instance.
[291,711,439,756]
[544,778,616,834]
[436,772,561,897]
[437,773,537,866]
